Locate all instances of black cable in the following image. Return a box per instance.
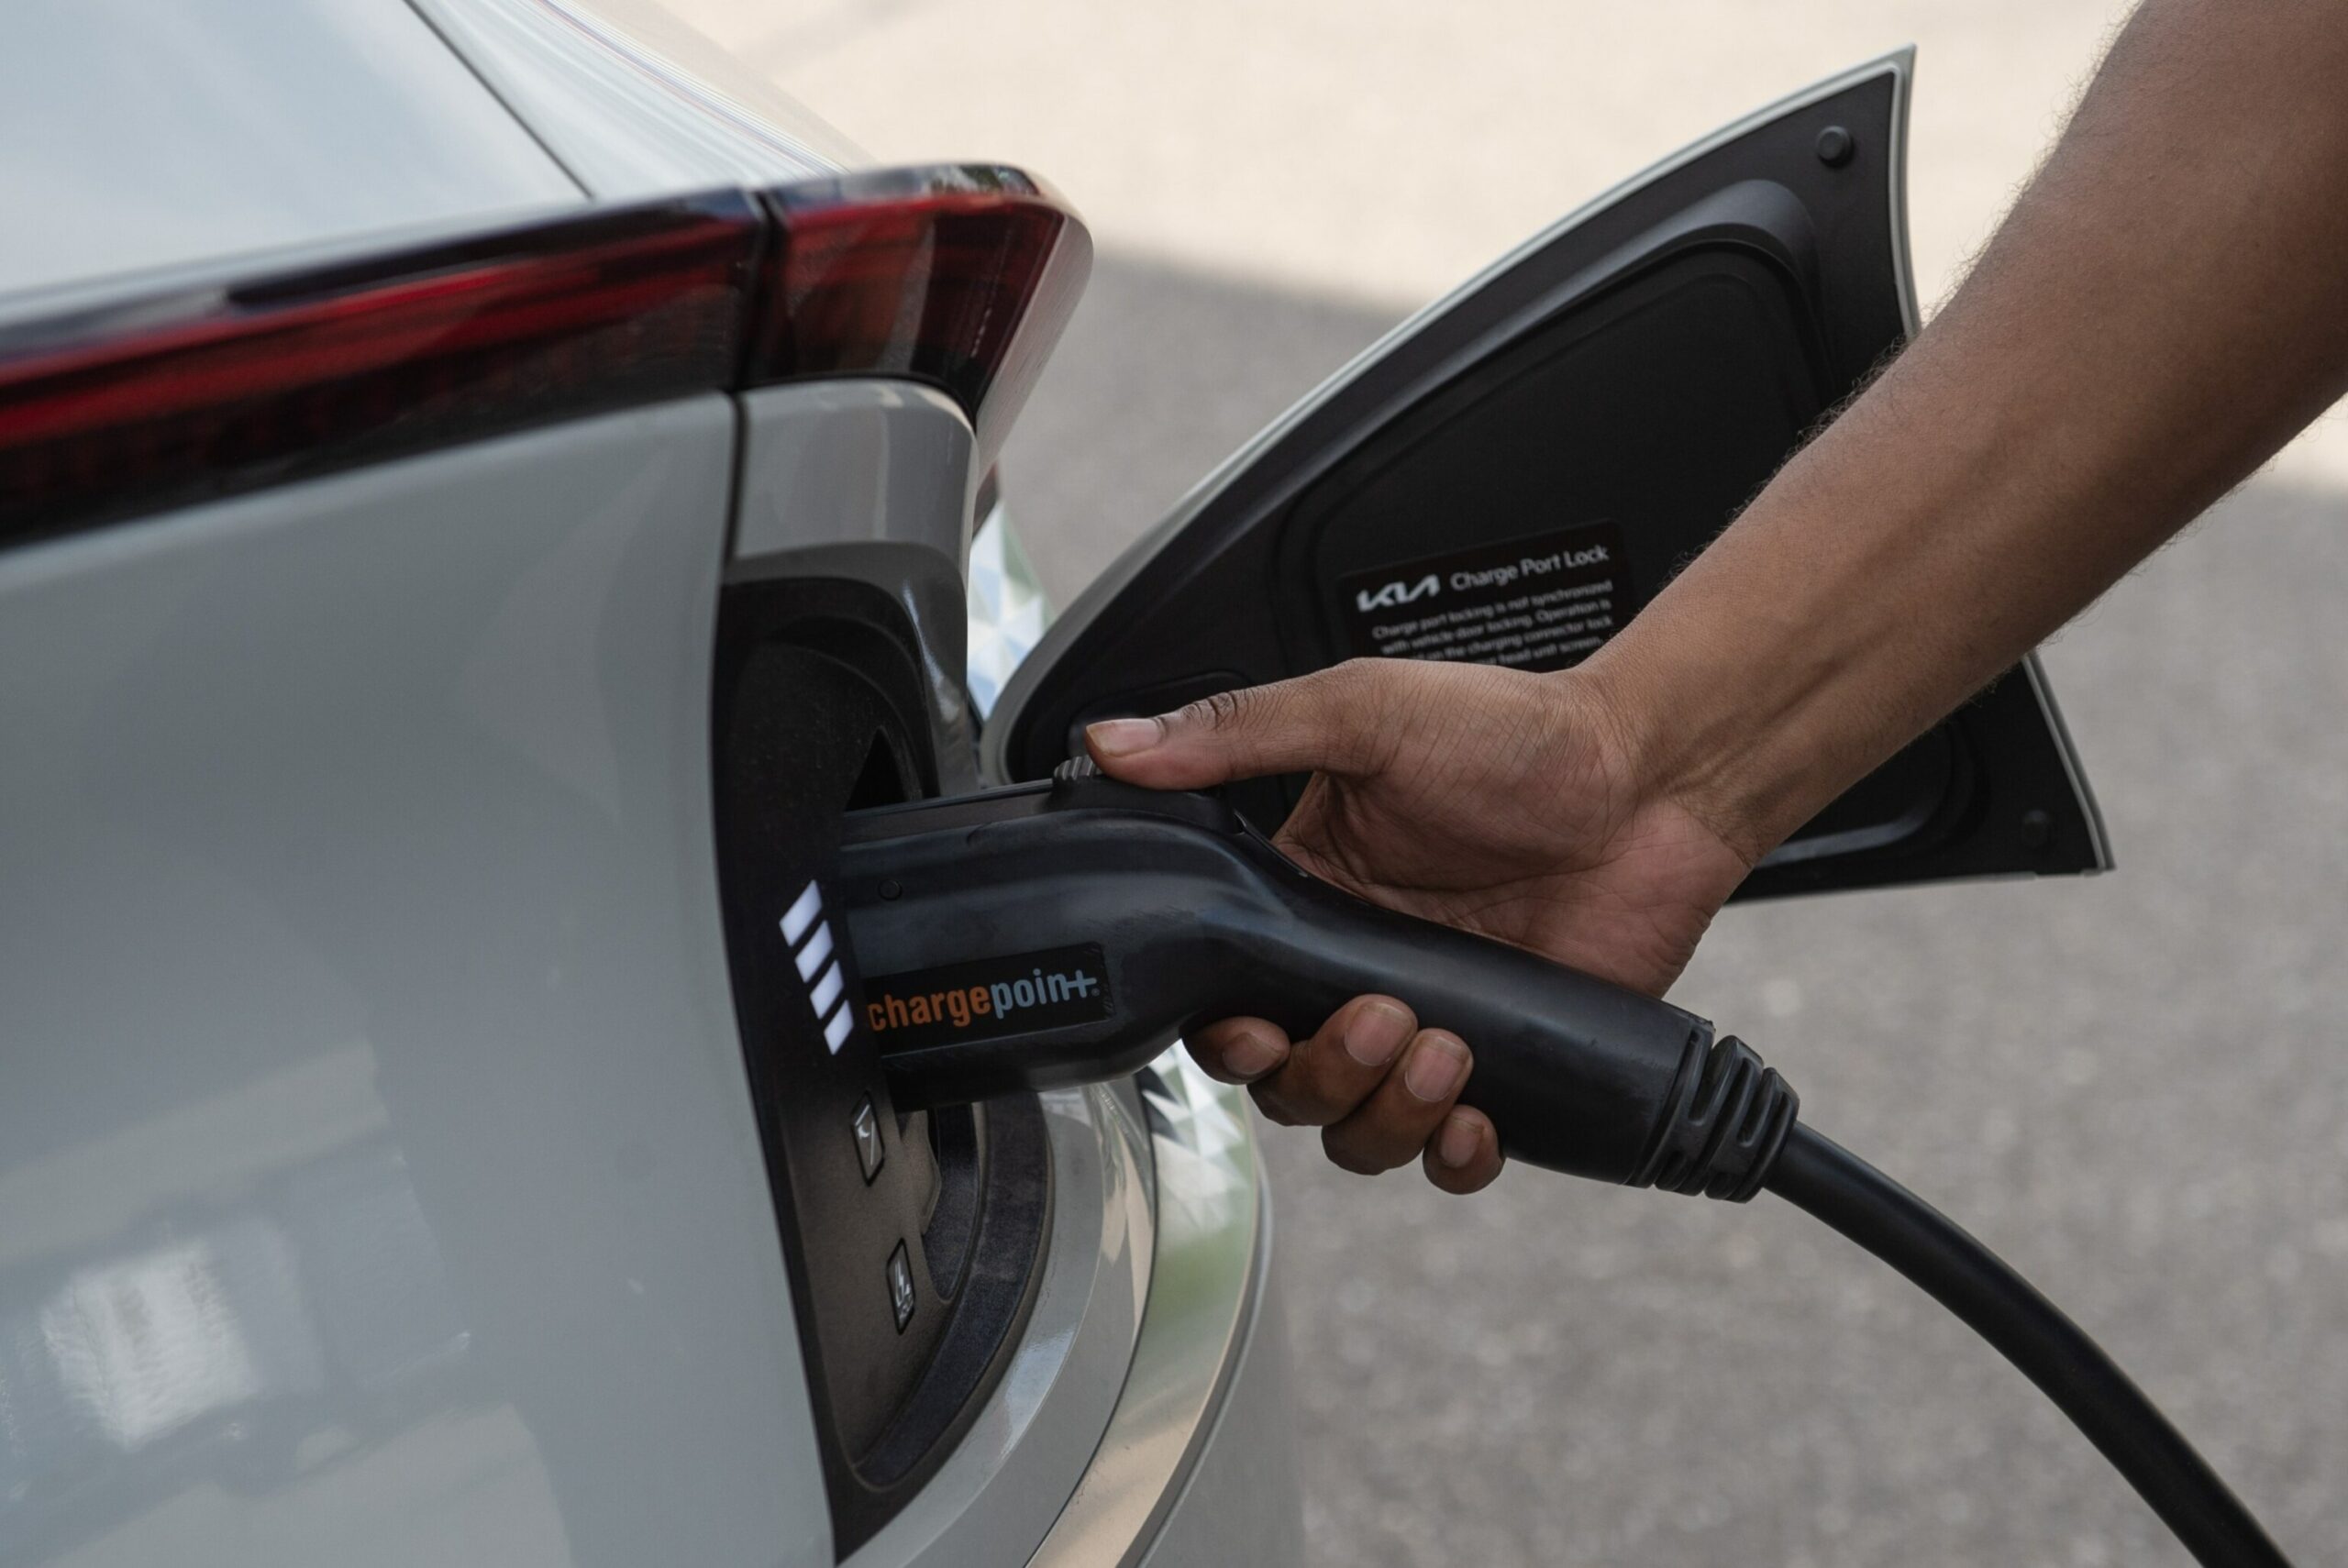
[1764,1125,2289,1568]
[838,786,2294,1559]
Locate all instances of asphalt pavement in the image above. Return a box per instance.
[997,254,2347,1566]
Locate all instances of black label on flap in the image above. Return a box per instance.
[861,944,1113,1050]
[1336,522,1629,673]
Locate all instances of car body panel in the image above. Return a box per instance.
[1131,1264,1301,1568]
[731,381,984,792]
[0,402,831,1567]
[0,0,581,300]
[1030,1061,1298,1568]
[412,0,863,198]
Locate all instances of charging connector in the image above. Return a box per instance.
[840,767,1792,1198]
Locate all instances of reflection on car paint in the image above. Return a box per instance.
[1,1135,475,1560]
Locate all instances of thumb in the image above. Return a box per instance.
[1083,665,1387,790]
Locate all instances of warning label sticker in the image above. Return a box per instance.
[1335,523,1630,673]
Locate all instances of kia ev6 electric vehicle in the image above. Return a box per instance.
[0,7,2102,1565]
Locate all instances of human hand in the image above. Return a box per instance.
[1084,658,1753,1192]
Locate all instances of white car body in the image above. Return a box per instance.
[2,11,2112,1566]
[0,5,1293,1565]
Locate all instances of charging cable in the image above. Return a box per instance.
[1768,1126,2286,1567]
[839,772,2298,1567]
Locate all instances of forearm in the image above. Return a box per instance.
[1587,0,2348,859]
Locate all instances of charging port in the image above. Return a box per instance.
[710,576,1047,1554]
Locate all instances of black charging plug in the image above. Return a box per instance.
[837,768,1793,1197]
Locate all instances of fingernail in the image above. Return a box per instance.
[1402,1033,1469,1102]
[1436,1112,1481,1169]
[1343,999,1413,1068]
[1086,717,1162,757]
[1220,1029,1285,1080]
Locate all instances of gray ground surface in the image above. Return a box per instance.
[998,253,2348,1566]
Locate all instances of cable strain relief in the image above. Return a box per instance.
[1629,1033,1799,1202]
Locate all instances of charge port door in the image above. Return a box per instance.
[987,52,2108,900]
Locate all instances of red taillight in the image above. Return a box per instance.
[0,169,1089,544]
[749,166,1090,463]
[0,195,763,544]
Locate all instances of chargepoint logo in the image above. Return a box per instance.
[1355,573,1441,613]
[861,944,1113,1050]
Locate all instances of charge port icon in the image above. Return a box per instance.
[852,1096,885,1184]
[886,1241,915,1333]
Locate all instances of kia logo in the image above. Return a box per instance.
[1356,574,1440,613]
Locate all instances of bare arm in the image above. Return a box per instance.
[1602,0,2348,860]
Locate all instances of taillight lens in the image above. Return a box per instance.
[0,195,762,545]
[750,166,1089,463]
[0,168,1088,544]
